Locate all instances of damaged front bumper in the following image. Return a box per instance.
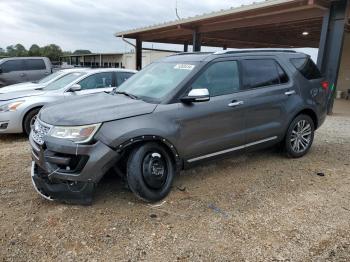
[31,161,95,204]
[29,134,120,205]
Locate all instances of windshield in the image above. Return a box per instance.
[117,62,197,101]
[43,72,86,91]
[37,71,64,84]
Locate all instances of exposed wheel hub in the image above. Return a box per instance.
[142,152,167,189]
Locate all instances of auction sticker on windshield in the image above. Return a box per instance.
[174,64,195,70]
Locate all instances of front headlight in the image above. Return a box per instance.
[48,123,101,143]
[0,100,25,112]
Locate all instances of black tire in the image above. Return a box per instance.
[23,108,41,136]
[284,114,315,158]
[126,142,175,202]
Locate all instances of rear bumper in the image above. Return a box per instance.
[29,134,120,204]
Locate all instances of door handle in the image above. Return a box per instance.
[285,90,296,96]
[228,101,244,107]
[20,73,25,77]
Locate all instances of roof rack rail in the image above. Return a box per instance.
[170,52,213,56]
[213,49,297,55]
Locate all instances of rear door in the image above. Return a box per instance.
[23,59,50,82]
[177,59,246,162]
[74,72,115,95]
[239,57,297,144]
[0,59,27,85]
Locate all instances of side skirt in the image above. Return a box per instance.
[187,136,278,163]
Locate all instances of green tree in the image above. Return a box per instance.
[41,44,63,62]
[73,49,92,55]
[5,44,27,57]
[6,45,16,56]
[28,44,41,56]
[14,44,27,56]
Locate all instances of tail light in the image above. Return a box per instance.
[321,81,330,90]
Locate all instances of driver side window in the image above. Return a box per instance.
[192,61,240,97]
[78,72,113,90]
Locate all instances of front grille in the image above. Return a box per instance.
[31,119,52,145]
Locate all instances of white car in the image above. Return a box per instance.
[0,68,88,93]
[0,68,136,135]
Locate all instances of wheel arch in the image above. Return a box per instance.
[292,108,318,129]
[116,135,183,171]
[22,105,43,131]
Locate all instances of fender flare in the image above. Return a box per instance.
[115,135,183,171]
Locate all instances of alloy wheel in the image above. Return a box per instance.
[290,119,312,153]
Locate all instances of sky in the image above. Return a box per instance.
[0,0,267,53]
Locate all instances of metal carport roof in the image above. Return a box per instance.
[115,0,333,48]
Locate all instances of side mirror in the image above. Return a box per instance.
[181,88,210,103]
[0,67,2,74]
[69,84,81,92]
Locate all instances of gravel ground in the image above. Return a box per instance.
[1,102,350,261]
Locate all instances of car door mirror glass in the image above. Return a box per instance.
[181,88,210,103]
[69,84,82,92]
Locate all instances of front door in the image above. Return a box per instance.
[0,59,27,85]
[176,60,246,162]
[72,72,115,96]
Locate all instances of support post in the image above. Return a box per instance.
[136,38,142,70]
[99,54,102,68]
[223,45,227,50]
[192,29,201,52]
[184,42,188,52]
[317,0,348,114]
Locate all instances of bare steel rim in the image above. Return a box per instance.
[290,119,312,153]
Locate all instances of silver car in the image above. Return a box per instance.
[0,68,136,135]
[0,68,88,93]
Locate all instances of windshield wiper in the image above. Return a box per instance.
[34,87,43,90]
[114,91,139,100]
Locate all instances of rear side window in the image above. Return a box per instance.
[117,72,134,86]
[24,59,46,70]
[241,59,289,90]
[290,57,322,80]
[78,72,114,90]
[192,61,240,96]
[1,60,26,73]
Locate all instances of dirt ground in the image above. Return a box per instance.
[1,100,350,262]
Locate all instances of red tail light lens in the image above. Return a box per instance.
[321,81,330,90]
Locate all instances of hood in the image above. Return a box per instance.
[0,82,40,93]
[40,92,157,126]
[0,89,46,102]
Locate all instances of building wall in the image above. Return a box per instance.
[62,51,175,70]
[337,32,350,94]
[122,50,175,70]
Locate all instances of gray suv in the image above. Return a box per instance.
[29,50,328,204]
[0,57,52,87]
